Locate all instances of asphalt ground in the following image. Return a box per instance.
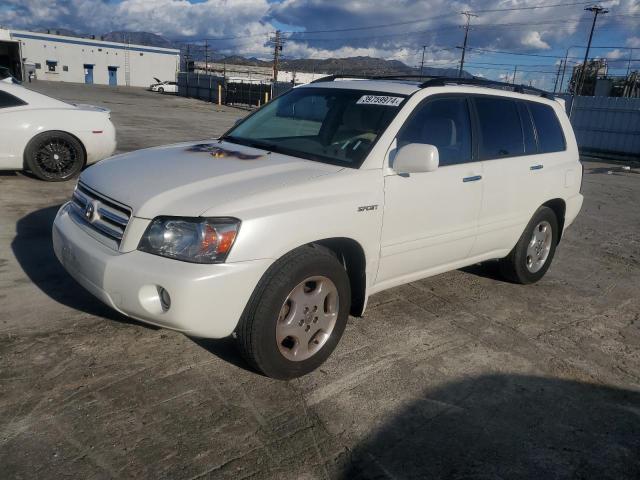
[1,81,639,479]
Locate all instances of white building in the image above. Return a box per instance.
[193,61,329,85]
[1,29,179,87]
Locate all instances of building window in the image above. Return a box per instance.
[139,53,143,56]
[98,48,102,52]
[63,66,69,72]
[35,63,41,69]
[46,60,57,72]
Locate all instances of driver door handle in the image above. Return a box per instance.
[463,175,482,183]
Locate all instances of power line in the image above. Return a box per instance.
[181,0,617,42]
[471,0,609,13]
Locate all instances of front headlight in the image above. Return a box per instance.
[138,217,240,264]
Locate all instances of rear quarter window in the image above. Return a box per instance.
[528,102,566,153]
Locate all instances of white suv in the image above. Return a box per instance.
[52,76,583,378]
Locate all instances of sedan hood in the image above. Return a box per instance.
[80,140,343,218]
[73,103,110,114]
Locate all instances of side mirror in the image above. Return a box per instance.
[394,143,439,174]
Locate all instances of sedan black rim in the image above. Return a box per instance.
[34,138,78,178]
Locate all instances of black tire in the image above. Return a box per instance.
[25,131,85,182]
[158,87,164,93]
[499,206,559,284]
[236,245,351,379]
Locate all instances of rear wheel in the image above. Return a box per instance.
[25,131,85,182]
[499,206,559,284]
[236,245,351,379]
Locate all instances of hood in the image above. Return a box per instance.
[72,103,110,114]
[80,140,344,218]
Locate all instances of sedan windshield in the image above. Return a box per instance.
[223,87,407,167]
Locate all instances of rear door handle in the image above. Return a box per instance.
[530,164,544,171]
[463,175,482,183]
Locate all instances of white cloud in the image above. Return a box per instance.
[521,31,550,50]
[606,49,625,60]
[627,37,640,48]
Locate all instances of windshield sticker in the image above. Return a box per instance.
[356,95,403,107]
[186,143,263,160]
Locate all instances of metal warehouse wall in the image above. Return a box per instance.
[11,30,179,88]
[568,96,640,159]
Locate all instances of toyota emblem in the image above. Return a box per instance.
[84,202,95,221]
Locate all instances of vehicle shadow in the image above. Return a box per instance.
[460,260,509,282]
[191,337,254,373]
[11,205,146,327]
[341,374,640,479]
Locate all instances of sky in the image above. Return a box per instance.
[1,0,639,90]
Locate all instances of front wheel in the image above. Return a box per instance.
[24,131,85,181]
[236,245,351,379]
[499,206,559,284]
[158,87,164,93]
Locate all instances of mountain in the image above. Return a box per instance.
[278,56,468,78]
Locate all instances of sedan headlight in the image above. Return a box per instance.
[138,217,240,264]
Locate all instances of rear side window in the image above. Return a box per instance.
[397,97,472,166]
[0,91,27,108]
[528,102,566,153]
[474,97,524,159]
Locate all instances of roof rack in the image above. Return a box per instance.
[309,74,555,99]
[310,74,438,83]
[419,77,555,99]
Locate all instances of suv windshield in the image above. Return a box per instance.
[223,87,407,167]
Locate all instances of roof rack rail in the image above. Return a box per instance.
[310,74,372,83]
[419,77,555,99]
[310,74,438,83]
[309,74,555,99]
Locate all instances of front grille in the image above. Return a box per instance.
[69,182,132,249]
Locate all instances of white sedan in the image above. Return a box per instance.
[0,82,116,181]
[150,81,178,94]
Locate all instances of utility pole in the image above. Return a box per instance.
[578,5,608,95]
[512,65,518,84]
[553,59,563,93]
[204,40,209,75]
[458,11,478,78]
[419,45,426,78]
[270,30,284,82]
[560,48,570,93]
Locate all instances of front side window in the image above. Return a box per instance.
[224,87,406,167]
[397,97,472,166]
[528,102,566,153]
[475,97,524,159]
[0,91,27,109]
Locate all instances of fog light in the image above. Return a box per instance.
[158,287,171,311]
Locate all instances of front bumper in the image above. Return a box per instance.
[52,203,271,338]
